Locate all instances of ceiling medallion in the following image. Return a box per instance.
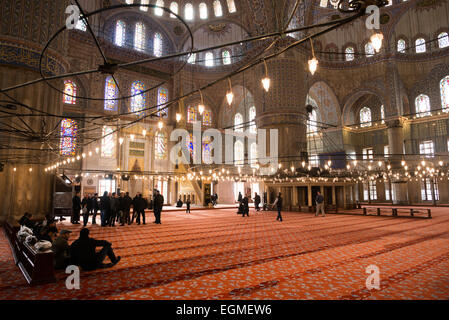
[208,23,227,33]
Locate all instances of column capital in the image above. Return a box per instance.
[385,118,403,129]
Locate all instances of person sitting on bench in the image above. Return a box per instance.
[52,229,72,270]
[70,228,121,271]
[18,212,35,230]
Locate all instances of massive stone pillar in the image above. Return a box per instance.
[387,119,409,205]
[256,56,308,170]
[0,0,70,223]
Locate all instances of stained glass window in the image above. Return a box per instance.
[157,87,168,118]
[397,39,406,53]
[115,20,126,47]
[416,38,426,53]
[234,140,244,166]
[345,47,354,61]
[134,22,146,51]
[60,119,78,156]
[75,15,87,31]
[187,53,196,64]
[170,2,178,18]
[199,3,208,19]
[131,81,146,116]
[101,126,115,158]
[415,94,431,117]
[140,0,149,11]
[222,50,231,65]
[104,76,118,111]
[185,3,194,20]
[213,0,223,16]
[187,106,197,123]
[155,0,164,16]
[249,106,256,134]
[250,142,258,168]
[203,109,212,126]
[202,137,212,164]
[234,113,243,132]
[441,76,449,112]
[438,32,449,49]
[154,33,163,57]
[186,133,197,158]
[420,140,434,158]
[63,80,77,105]
[360,107,372,127]
[227,0,236,13]
[155,132,167,159]
[365,42,374,57]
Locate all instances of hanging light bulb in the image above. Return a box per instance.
[370,33,384,53]
[158,121,164,130]
[130,134,135,141]
[226,78,234,106]
[261,59,271,92]
[176,113,182,122]
[142,129,147,137]
[198,90,205,115]
[308,38,318,75]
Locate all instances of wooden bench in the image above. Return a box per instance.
[3,222,56,286]
[363,207,431,219]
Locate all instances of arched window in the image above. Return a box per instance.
[130,81,146,115]
[134,22,146,51]
[60,119,78,156]
[345,47,354,61]
[115,20,126,47]
[170,2,178,18]
[185,3,194,20]
[186,133,197,158]
[157,87,168,118]
[140,0,149,11]
[234,140,244,166]
[187,53,196,64]
[202,137,212,164]
[249,106,256,134]
[360,107,372,127]
[222,50,231,65]
[199,3,208,19]
[416,38,426,53]
[104,76,118,111]
[397,39,406,53]
[438,32,449,49]
[75,15,87,31]
[155,0,164,16]
[125,0,134,4]
[63,80,77,105]
[205,52,214,67]
[203,109,212,126]
[187,106,197,123]
[250,142,258,168]
[101,126,115,158]
[381,105,385,123]
[227,0,236,13]
[234,113,243,132]
[154,33,163,57]
[441,76,449,112]
[415,94,431,117]
[155,132,167,159]
[307,109,318,133]
[365,42,375,57]
[213,0,223,17]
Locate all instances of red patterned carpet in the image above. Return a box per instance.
[1,208,449,300]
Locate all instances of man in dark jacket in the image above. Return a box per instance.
[254,192,261,212]
[154,190,164,224]
[242,195,249,217]
[91,193,99,224]
[100,191,110,227]
[72,192,81,224]
[136,194,147,225]
[81,193,90,227]
[18,212,35,229]
[237,192,243,214]
[52,229,72,270]
[109,192,118,227]
[70,228,121,271]
[131,194,138,224]
[272,192,283,222]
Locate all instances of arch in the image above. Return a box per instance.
[415,38,426,53]
[134,22,146,51]
[359,107,372,127]
[415,94,431,117]
[397,39,406,53]
[345,46,354,61]
[213,0,223,17]
[199,3,208,19]
[155,0,164,16]
[154,32,163,57]
[115,20,126,47]
[307,81,341,126]
[130,81,146,115]
[438,32,449,48]
[184,3,194,20]
[234,140,244,166]
[169,2,178,18]
[234,113,243,132]
[342,89,384,126]
[104,76,118,111]
[63,80,77,105]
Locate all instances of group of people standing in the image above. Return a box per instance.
[72,189,165,227]
[236,191,284,222]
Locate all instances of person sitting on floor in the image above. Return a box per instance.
[176,197,183,208]
[52,229,72,270]
[18,212,35,230]
[70,228,121,271]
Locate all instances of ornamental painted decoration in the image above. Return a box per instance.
[63,80,77,105]
[60,118,78,156]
